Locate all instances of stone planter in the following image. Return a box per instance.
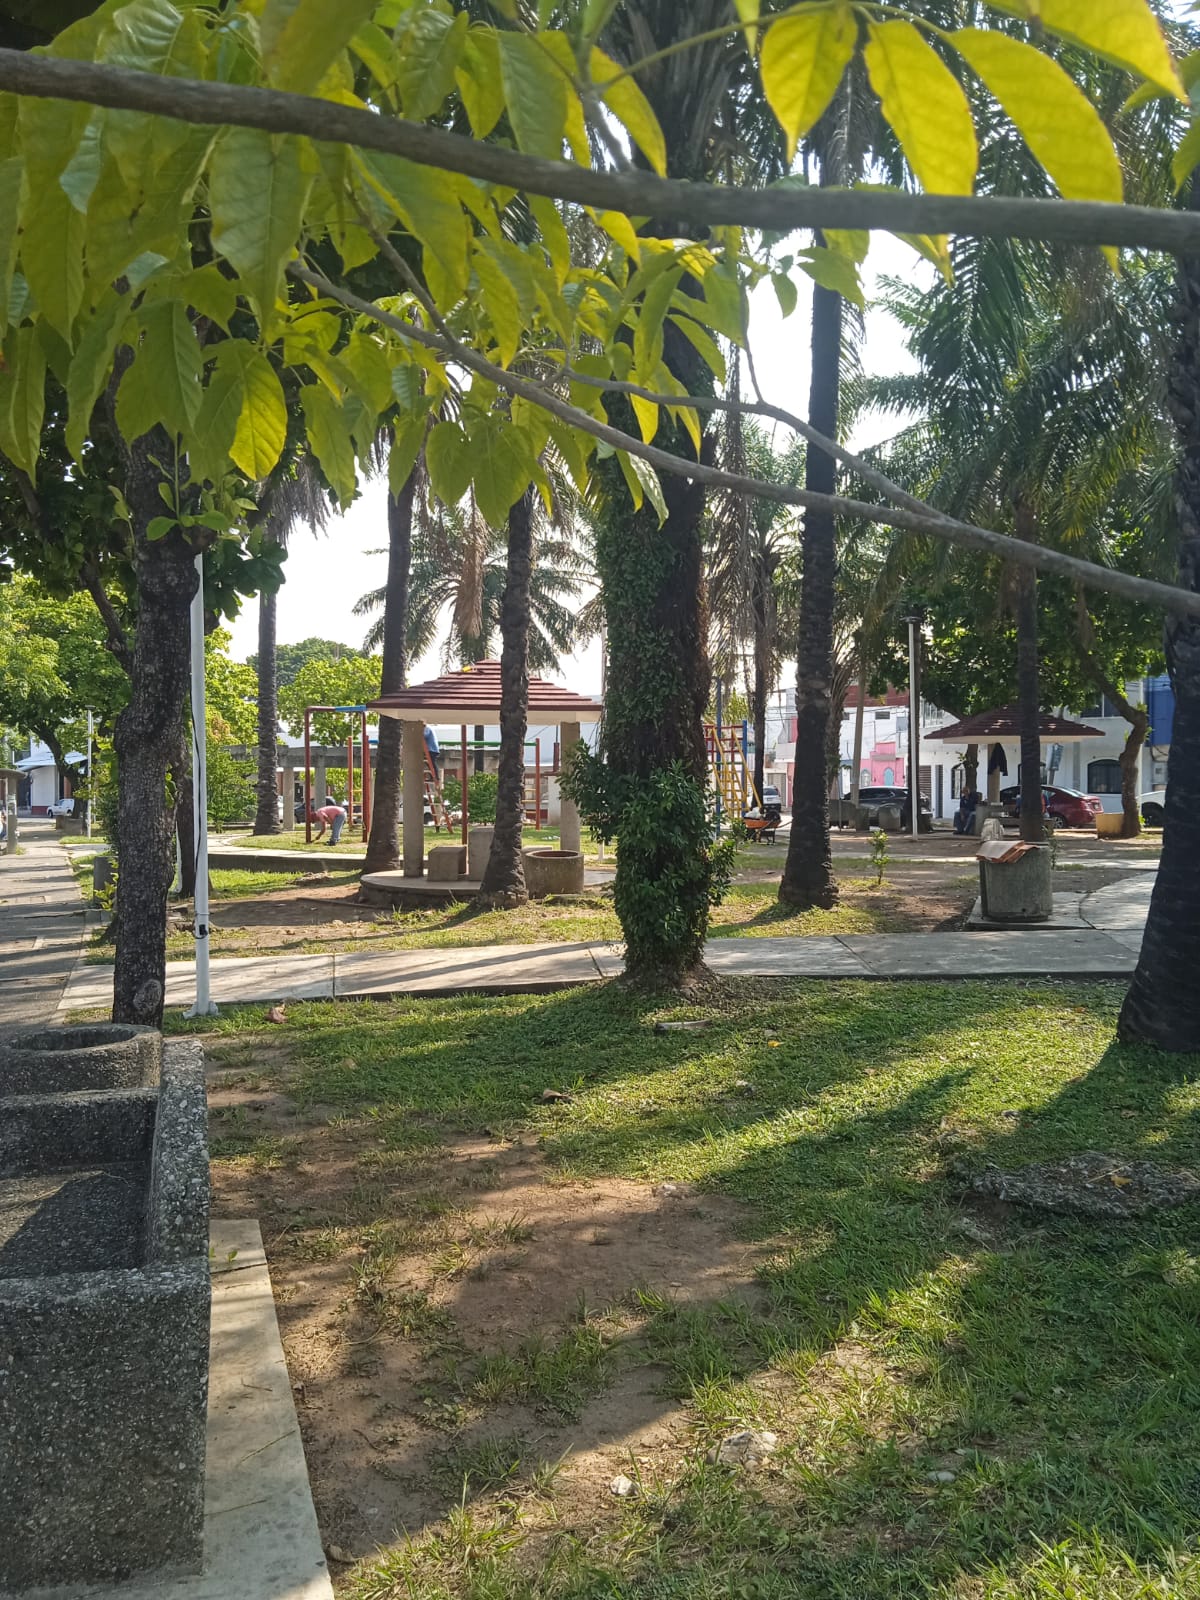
[0,1022,161,1099]
[468,825,495,881]
[427,843,467,881]
[1095,811,1125,838]
[0,1037,210,1592]
[523,848,585,898]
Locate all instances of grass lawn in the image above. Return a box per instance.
[178,979,1200,1599]
[214,825,613,863]
[76,872,972,964]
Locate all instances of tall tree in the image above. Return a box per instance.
[363,471,418,874]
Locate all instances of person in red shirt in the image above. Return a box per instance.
[313,796,346,845]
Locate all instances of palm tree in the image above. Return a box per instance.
[708,411,802,798]
[250,458,331,836]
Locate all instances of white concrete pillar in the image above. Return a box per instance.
[402,720,425,877]
[559,721,581,854]
[313,754,327,806]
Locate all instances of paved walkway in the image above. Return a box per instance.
[58,923,1146,1014]
[0,820,88,1039]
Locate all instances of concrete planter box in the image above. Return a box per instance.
[427,843,467,881]
[0,1036,210,1592]
[1095,811,1125,838]
[523,848,585,898]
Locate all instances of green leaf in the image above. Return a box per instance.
[65,289,130,464]
[212,340,287,480]
[340,330,393,415]
[469,416,533,527]
[190,351,243,485]
[209,129,315,325]
[179,263,240,331]
[594,208,642,263]
[58,115,104,213]
[760,8,857,162]
[618,451,667,525]
[0,157,22,339]
[260,0,378,94]
[734,0,761,53]
[529,195,572,284]
[389,412,426,496]
[1174,116,1200,189]
[391,361,422,412]
[864,21,977,196]
[592,46,667,177]
[101,0,208,178]
[798,245,864,307]
[0,325,47,478]
[633,266,682,378]
[771,271,798,319]
[21,180,85,340]
[667,314,726,383]
[393,7,468,120]
[995,0,1185,102]
[497,32,571,159]
[951,29,1123,205]
[456,29,506,139]
[472,244,522,368]
[701,262,745,345]
[116,298,201,444]
[356,151,470,301]
[426,420,473,505]
[300,382,358,505]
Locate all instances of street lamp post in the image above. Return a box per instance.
[903,611,924,842]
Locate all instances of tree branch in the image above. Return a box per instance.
[4,49,1200,253]
[81,562,134,676]
[290,263,1200,623]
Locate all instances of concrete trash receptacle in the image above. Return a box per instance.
[468,825,495,880]
[1095,811,1124,838]
[876,803,902,833]
[977,841,1052,922]
[523,848,585,898]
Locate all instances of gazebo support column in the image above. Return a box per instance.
[402,719,425,877]
[281,756,296,831]
[559,720,582,854]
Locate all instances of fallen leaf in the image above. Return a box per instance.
[266,1005,287,1024]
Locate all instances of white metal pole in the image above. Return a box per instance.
[85,710,94,839]
[186,552,217,1018]
[907,617,920,841]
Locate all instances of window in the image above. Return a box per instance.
[1079,697,1123,720]
[1088,758,1123,794]
[874,709,889,720]
[860,768,871,786]
[883,767,895,785]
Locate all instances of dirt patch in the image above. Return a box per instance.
[208,1096,765,1568]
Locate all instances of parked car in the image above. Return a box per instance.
[853,785,931,826]
[998,784,1101,829]
[46,796,76,818]
[1139,791,1167,828]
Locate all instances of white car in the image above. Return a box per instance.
[1139,791,1167,827]
[47,797,76,817]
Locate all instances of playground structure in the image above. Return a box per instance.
[704,720,762,827]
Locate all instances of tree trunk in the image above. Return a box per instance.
[364,474,416,874]
[964,742,979,796]
[111,439,196,1027]
[1014,502,1043,845]
[849,654,866,814]
[1119,184,1200,1049]
[479,490,533,908]
[780,276,842,908]
[473,725,485,775]
[751,605,768,800]
[252,583,281,835]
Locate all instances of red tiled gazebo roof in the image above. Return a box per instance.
[926,706,1104,742]
[369,660,603,724]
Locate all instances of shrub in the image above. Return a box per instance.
[441,771,499,824]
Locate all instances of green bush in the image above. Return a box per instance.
[563,751,733,980]
[441,771,499,823]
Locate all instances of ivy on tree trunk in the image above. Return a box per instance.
[479,488,533,908]
[364,473,415,874]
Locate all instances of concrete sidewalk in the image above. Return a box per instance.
[58,926,1143,1014]
[0,820,88,1039]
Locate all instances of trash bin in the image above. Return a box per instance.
[977,841,1052,922]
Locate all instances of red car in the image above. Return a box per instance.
[999,785,1102,829]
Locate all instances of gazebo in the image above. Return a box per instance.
[926,706,1104,803]
[368,660,604,879]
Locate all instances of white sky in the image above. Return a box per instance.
[224,235,927,693]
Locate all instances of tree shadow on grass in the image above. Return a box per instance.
[183,979,1200,1596]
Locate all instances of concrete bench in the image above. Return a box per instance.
[427,844,467,881]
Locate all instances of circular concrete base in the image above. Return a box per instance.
[523,849,585,898]
[0,1023,161,1096]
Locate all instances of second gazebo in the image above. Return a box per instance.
[367,660,604,881]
